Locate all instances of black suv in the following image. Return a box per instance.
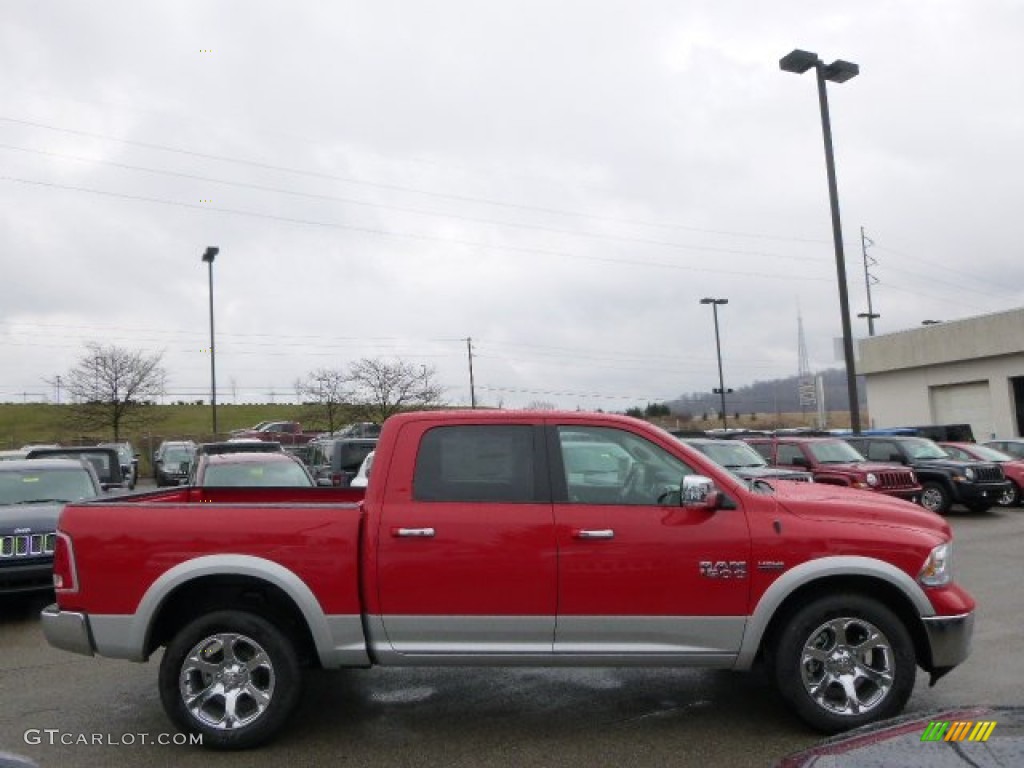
[844,435,1010,514]
[153,441,198,486]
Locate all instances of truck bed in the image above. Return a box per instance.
[56,486,366,617]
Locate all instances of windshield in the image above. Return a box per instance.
[0,468,99,504]
[807,440,865,464]
[903,438,951,460]
[162,447,194,463]
[202,461,313,487]
[695,442,767,468]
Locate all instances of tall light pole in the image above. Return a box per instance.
[700,298,731,430]
[780,48,862,433]
[202,246,219,436]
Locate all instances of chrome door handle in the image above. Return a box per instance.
[392,527,436,538]
[573,529,615,539]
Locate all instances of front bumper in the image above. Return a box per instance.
[40,604,96,657]
[0,561,54,595]
[922,610,974,672]
[880,487,922,502]
[954,482,1012,506]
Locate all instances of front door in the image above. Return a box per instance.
[550,424,751,660]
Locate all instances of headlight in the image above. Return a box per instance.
[919,542,952,587]
[964,467,976,481]
[865,473,879,487]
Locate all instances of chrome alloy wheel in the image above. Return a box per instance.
[920,486,945,512]
[179,632,276,730]
[799,617,894,716]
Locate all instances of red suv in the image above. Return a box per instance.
[746,436,921,501]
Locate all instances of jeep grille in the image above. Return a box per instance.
[877,471,918,490]
[0,533,57,559]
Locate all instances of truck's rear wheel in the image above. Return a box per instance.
[773,594,915,734]
[920,482,952,514]
[159,610,301,749]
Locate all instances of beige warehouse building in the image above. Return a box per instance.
[857,308,1024,441]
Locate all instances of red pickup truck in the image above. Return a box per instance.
[41,411,974,749]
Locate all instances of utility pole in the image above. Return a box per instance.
[466,337,477,408]
[55,375,62,405]
[858,227,880,336]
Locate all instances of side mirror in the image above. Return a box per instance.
[681,475,717,509]
[791,456,811,468]
[889,453,905,464]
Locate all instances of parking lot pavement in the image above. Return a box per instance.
[1,506,1020,767]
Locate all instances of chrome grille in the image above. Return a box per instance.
[877,471,918,490]
[0,532,56,559]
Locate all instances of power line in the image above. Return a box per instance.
[0,142,836,264]
[0,115,835,245]
[0,174,836,281]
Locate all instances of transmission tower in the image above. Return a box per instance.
[797,311,816,416]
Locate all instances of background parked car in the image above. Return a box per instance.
[350,450,375,488]
[97,441,140,490]
[844,435,1009,514]
[24,446,125,491]
[940,441,1024,507]
[0,458,102,595]
[189,450,315,487]
[153,441,198,487]
[306,437,378,487]
[746,436,919,500]
[983,438,1024,460]
[676,437,813,485]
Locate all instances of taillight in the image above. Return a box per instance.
[52,531,78,593]
[332,473,342,487]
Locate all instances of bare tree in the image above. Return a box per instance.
[346,358,444,422]
[296,368,352,433]
[63,343,167,440]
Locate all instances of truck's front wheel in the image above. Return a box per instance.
[773,594,915,734]
[159,610,302,749]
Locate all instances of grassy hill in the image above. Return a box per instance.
[0,403,326,474]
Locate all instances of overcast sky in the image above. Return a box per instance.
[2,0,1022,412]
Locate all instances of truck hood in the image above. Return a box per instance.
[770,481,949,536]
[0,502,63,534]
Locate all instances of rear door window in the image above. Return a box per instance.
[413,425,541,502]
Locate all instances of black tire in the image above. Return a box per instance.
[159,610,302,750]
[997,481,1019,508]
[919,481,952,514]
[773,594,915,734]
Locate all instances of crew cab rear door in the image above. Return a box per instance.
[549,423,751,661]
[373,420,557,656]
